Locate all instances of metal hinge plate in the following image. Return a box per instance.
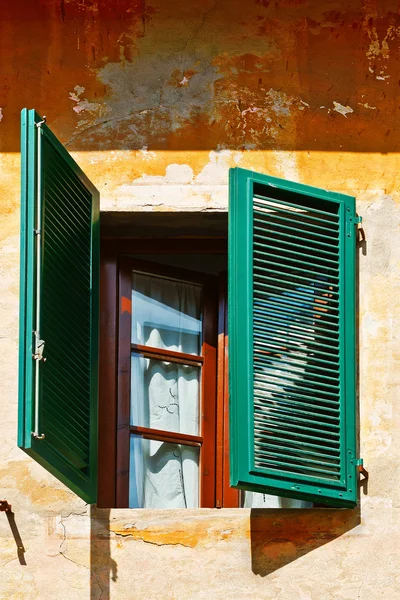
[347,215,363,238]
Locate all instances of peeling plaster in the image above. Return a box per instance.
[66,54,222,149]
[358,102,376,110]
[364,22,400,63]
[332,102,354,118]
[362,5,400,90]
[272,150,299,181]
[69,85,103,116]
[138,146,157,161]
[114,150,242,210]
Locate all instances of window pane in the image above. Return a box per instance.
[129,436,199,508]
[131,271,202,355]
[130,355,200,435]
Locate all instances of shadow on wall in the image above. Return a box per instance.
[3,509,26,566]
[250,507,360,576]
[88,506,360,590]
[90,507,117,600]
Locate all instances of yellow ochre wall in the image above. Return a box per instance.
[1,1,399,598]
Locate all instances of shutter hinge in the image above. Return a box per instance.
[356,458,369,479]
[347,215,364,239]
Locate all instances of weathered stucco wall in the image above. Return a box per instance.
[1,1,400,598]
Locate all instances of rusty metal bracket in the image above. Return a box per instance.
[358,464,369,479]
[356,458,369,480]
[0,500,12,513]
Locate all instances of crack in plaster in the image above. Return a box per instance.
[64,1,225,152]
[59,509,89,559]
[112,530,193,548]
[180,0,220,56]
[58,514,108,600]
[58,551,107,600]
[65,111,150,148]
[60,508,88,519]
[59,516,69,557]
[1,556,20,568]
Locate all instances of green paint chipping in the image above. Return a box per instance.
[228,167,358,508]
[18,109,99,504]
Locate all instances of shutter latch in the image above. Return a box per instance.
[35,116,46,128]
[32,333,46,362]
[356,458,369,479]
[32,333,46,439]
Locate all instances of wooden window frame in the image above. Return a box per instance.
[117,256,217,508]
[98,238,238,509]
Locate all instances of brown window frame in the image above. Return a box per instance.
[98,238,238,509]
[117,256,217,508]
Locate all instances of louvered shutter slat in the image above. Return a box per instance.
[18,109,99,503]
[229,167,358,507]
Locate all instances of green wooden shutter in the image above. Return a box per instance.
[229,167,359,508]
[18,109,99,503]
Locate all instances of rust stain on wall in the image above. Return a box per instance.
[2,0,400,154]
[0,461,78,508]
[107,507,359,555]
[0,0,155,151]
[109,513,247,548]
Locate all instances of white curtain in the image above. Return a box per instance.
[130,436,199,508]
[131,271,201,355]
[129,272,201,508]
[243,492,312,508]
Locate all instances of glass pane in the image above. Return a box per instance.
[130,355,200,435]
[131,271,202,355]
[129,435,199,508]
